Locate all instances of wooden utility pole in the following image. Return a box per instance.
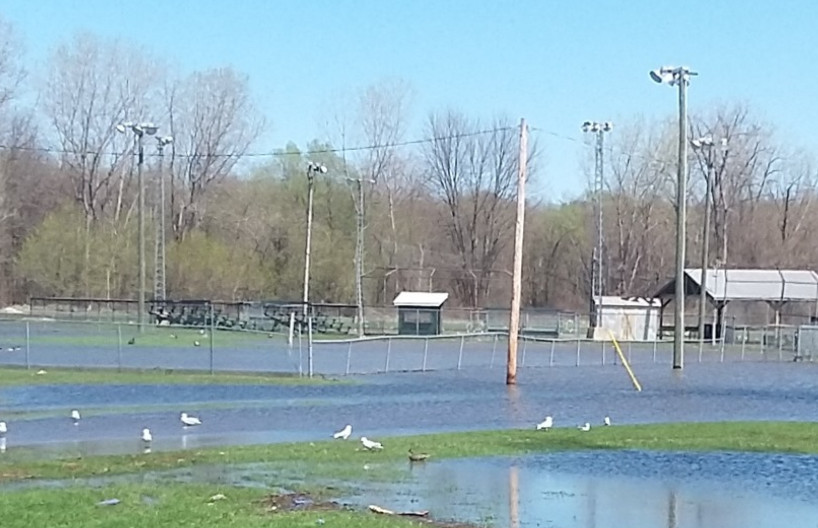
[506,118,527,385]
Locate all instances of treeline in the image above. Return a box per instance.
[0,21,816,312]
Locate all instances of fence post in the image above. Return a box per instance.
[741,328,744,358]
[384,337,392,373]
[457,335,465,370]
[652,336,657,363]
[307,314,314,378]
[575,337,581,367]
[209,304,215,375]
[25,321,30,370]
[345,341,352,375]
[490,333,498,368]
[298,327,304,377]
[549,339,555,367]
[117,324,123,372]
[521,337,527,368]
[600,339,605,366]
[422,338,429,372]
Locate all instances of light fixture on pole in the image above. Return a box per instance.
[116,121,159,333]
[650,65,698,370]
[303,161,327,318]
[691,135,727,353]
[154,135,173,304]
[582,120,613,336]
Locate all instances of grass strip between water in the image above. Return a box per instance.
[2,422,818,528]
[2,421,817,483]
[0,366,341,386]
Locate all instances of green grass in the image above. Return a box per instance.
[0,482,437,528]
[26,325,357,347]
[2,422,818,483]
[27,326,273,348]
[0,366,341,387]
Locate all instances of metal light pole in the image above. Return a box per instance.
[692,136,727,352]
[650,66,698,370]
[154,136,173,303]
[582,121,613,335]
[303,161,327,317]
[116,122,159,333]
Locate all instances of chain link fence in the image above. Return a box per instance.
[0,317,808,377]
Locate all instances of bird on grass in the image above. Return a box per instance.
[408,448,430,462]
[71,409,81,425]
[333,424,352,440]
[193,340,201,347]
[536,416,553,431]
[180,412,202,427]
[169,334,177,340]
[127,337,136,345]
[578,423,591,432]
[603,416,612,427]
[0,421,6,436]
[141,428,152,443]
[360,436,383,450]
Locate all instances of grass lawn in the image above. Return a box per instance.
[24,325,357,347]
[0,366,341,387]
[0,482,443,528]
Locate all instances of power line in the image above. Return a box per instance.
[0,125,518,160]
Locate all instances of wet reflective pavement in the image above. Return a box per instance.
[2,361,818,456]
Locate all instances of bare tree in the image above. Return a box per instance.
[43,32,159,223]
[604,120,674,294]
[164,67,263,240]
[691,104,782,266]
[42,33,160,296]
[354,79,415,302]
[422,110,519,306]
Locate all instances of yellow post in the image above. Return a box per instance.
[607,330,642,392]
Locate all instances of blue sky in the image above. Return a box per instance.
[3,0,817,202]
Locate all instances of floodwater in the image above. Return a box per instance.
[342,450,818,528]
[2,361,818,456]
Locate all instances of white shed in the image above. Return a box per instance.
[592,296,661,341]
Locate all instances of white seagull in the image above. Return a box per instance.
[578,423,591,432]
[141,428,152,443]
[333,424,352,440]
[0,421,6,436]
[536,416,553,431]
[360,436,383,450]
[180,412,202,427]
[603,416,612,427]
[71,409,81,425]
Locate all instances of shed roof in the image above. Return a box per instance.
[392,291,449,308]
[655,268,818,303]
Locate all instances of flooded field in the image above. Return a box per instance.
[1,361,818,457]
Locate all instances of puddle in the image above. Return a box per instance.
[339,451,818,528]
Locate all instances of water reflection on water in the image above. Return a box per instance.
[346,451,818,528]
